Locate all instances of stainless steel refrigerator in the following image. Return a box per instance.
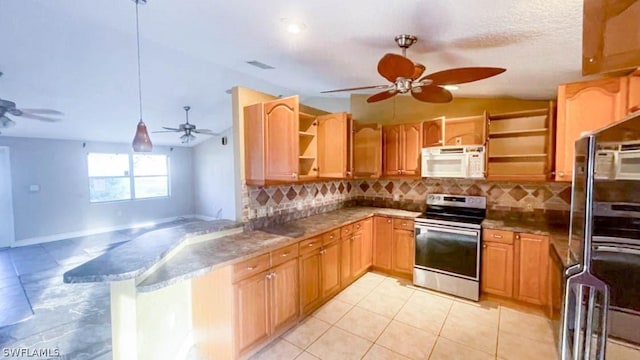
[560,112,640,359]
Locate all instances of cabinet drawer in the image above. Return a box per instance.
[353,220,367,233]
[393,218,414,230]
[300,236,323,254]
[340,224,354,239]
[322,229,341,245]
[483,229,515,244]
[271,243,299,268]
[233,253,270,283]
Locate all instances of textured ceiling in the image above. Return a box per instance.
[0,0,584,146]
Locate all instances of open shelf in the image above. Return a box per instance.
[489,153,548,159]
[299,131,315,137]
[489,128,549,138]
[299,156,315,160]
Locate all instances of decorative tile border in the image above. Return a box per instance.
[242,178,572,224]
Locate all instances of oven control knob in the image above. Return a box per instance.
[435,195,441,201]
[427,195,433,201]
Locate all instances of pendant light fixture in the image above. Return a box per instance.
[131,0,152,152]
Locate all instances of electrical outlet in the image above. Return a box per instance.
[455,137,462,145]
[267,206,274,216]
[393,193,400,201]
[258,208,267,217]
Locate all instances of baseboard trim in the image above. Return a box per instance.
[12,214,201,247]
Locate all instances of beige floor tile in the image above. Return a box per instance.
[353,272,387,289]
[371,278,416,300]
[429,337,495,360]
[250,338,302,360]
[363,344,410,360]
[394,297,450,335]
[607,340,640,360]
[440,312,498,355]
[499,307,555,343]
[283,317,331,349]
[358,291,408,319]
[376,320,437,360]
[336,284,372,305]
[294,351,320,360]
[335,306,391,341]
[307,326,373,360]
[408,289,454,309]
[312,299,353,324]
[497,331,557,360]
[447,300,500,327]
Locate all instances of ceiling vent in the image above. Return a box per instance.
[246,60,275,70]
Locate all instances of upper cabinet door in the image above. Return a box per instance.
[402,123,423,176]
[383,125,402,176]
[353,123,382,178]
[423,117,444,147]
[317,113,348,178]
[583,0,640,75]
[629,76,640,114]
[264,97,299,181]
[556,77,628,181]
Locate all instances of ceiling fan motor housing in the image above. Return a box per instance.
[395,34,417,49]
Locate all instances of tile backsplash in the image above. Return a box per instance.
[242,178,572,225]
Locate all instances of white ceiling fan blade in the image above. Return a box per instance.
[152,130,180,133]
[17,113,61,122]
[162,127,181,131]
[193,129,218,135]
[19,108,64,115]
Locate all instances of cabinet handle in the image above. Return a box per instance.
[308,243,315,247]
[281,252,289,257]
[483,244,487,249]
[492,234,503,239]
[516,235,520,240]
[329,235,334,239]
[271,272,277,278]
[356,224,361,229]
[247,266,256,271]
[320,249,326,254]
[402,223,407,226]
[292,173,298,179]
[558,171,565,178]
[387,219,392,223]
[266,273,272,280]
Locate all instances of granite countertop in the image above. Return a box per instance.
[136,207,421,292]
[63,219,243,284]
[481,218,575,268]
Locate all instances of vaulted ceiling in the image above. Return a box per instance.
[0,0,584,146]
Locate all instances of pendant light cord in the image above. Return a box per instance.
[135,1,143,121]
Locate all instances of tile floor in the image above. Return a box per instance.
[0,218,201,359]
[250,272,640,360]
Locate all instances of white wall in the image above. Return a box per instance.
[0,137,195,243]
[193,129,236,221]
[0,147,16,247]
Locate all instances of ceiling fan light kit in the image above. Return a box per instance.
[322,34,506,104]
[131,0,153,152]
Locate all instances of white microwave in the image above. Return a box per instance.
[421,145,485,178]
[616,144,640,180]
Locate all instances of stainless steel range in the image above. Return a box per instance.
[413,194,486,301]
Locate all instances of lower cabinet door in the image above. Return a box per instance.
[322,241,341,298]
[300,251,322,315]
[515,233,549,305]
[392,228,414,275]
[360,218,373,269]
[340,237,352,287]
[351,232,364,277]
[234,271,270,355]
[373,217,393,270]
[270,258,299,334]
[481,241,514,297]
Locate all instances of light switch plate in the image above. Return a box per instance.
[29,184,40,193]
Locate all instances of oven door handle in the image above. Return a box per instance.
[416,225,479,237]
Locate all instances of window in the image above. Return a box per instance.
[88,153,169,203]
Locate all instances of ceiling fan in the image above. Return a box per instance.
[321,34,506,103]
[0,98,63,130]
[153,106,220,144]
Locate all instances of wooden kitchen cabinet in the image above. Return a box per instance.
[487,105,555,181]
[373,216,393,270]
[234,271,270,355]
[356,218,373,272]
[382,123,423,177]
[244,96,300,185]
[353,123,382,178]
[583,0,640,75]
[234,255,299,356]
[321,239,341,298]
[317,112,352,178]
[556,77,634,181]
[423,117,444,147]
[299,247,323,315]
[481,229,549,306]
[481,241,514,297]
[443,114,487,146]
[392,219,414,276]
[515,233,549,305]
